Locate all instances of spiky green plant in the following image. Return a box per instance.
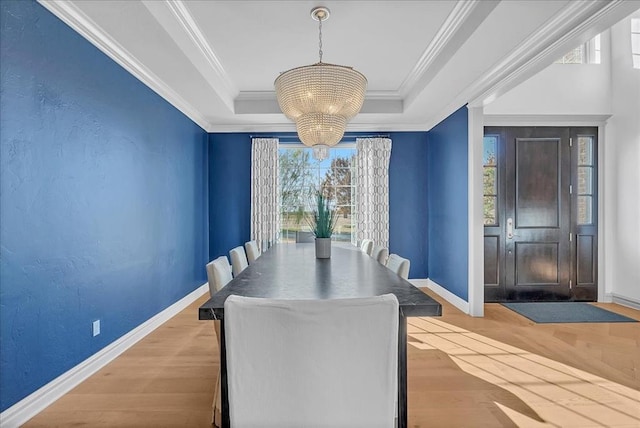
[307,192,338,238]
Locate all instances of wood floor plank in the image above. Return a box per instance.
[24,289,640,427]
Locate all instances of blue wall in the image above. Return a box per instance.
[208,133,252,260]
[0,0,208,411]
[389,132,429,278]
[207,132,430,278]
[427,106,469,300]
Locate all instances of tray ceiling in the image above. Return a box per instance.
[39,0,640,132]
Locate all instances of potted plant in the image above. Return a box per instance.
[307,191,338,258]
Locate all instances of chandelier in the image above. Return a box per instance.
[274,6,367,161]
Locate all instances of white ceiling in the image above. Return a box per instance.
[39,0,640,133]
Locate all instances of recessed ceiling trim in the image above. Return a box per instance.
[37,0,213,131]
[425,0,629,132]
[234,90,403,115]
[468,0,633,108]
[398,0,481,97]
[160,0,237,106]
[207,122,426,133]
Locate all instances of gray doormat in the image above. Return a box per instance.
[501,302,638,323]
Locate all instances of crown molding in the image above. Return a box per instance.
[399,0,483,97]
[469,0,636,107]
[423,0,634,133]
[158,0,237,108]
[38,0,213,132]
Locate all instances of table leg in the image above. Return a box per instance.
[221,319,230,428]
[398,311,407,428]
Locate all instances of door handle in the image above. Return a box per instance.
[507,217,514,239]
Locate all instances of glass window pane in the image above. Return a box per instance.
[578,167,593,194]
[483,137,497,166]
[633,32,640,52]
[578,196,593,224]
[578,136,593,165]
[279,146,357,244]
[484,196,497,225]
[556,46,584,64]
[483,166,497,195]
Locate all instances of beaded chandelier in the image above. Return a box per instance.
[274,7,367,160]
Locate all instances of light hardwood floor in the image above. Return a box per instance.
[24,289,639,427]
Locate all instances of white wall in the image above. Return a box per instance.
[604,11,640,306]
[484,32,611,116]
[483,12,640,306]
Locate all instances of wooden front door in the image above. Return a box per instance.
[484,127,598,302]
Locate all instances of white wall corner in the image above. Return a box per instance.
[609,293,640,311]
[0,283,209,428]
[597,122,607,302]
[468,106,485,317]
[411,279,471,315]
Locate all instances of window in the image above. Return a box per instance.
[483,136,498,226]
[279,145,357,244]
[555,34,601,64]
[576,136,595,224]
[632,19,640,69]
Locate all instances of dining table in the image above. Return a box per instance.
[199,242,442,428]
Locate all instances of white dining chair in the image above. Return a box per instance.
[360,239,373,255]
[244,240,261,264]
[206,256,233,297]
[224,294,399,428]
[371,245,389,265]
[205,255,233,426]
[229,246,249,277]
[386,254,410,280]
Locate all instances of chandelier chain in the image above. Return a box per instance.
[318,16,323,63]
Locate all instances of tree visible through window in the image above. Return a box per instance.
[483,136,498,225]
[279,146,357,244]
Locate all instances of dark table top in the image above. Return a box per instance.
[199,243,442,320]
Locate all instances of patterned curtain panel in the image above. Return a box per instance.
[355,138,392,248]
[251,138,280,251]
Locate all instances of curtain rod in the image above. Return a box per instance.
[249,134,390,140]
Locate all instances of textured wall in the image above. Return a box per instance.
[207,132,430,278]
[388,132,429,278]
[208,133,252,260]
[0,0,208,411]
[427,106,469,300]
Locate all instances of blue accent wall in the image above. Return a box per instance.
[0,0,208,411]
[388,132,429,278]
[207,132,430,278]
[427,106,469,300]
[208,133,252,259]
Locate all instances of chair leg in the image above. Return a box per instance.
[212,321,223,427]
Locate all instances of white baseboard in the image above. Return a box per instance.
[411,278,470,315]
[0,283,209,428]
[607,293,640,310]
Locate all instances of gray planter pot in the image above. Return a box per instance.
[315,237,331,259]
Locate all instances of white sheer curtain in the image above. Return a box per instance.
[355,137,392,248]
[251,138,280,251]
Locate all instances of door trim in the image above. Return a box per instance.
[477,114,608,306]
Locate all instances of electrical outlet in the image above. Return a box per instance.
[92,320,100,337]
